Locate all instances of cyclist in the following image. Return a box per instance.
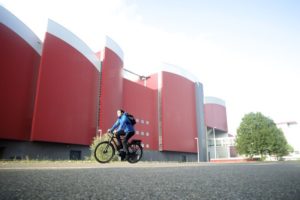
[108,109,135,160]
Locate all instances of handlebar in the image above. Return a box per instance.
[107,132,115,138]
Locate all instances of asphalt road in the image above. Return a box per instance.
[0,162,300,200]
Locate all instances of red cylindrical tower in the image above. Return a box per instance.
[98,36,124,132]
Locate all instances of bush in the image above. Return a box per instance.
[89,133,119,161]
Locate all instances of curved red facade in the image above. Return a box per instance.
[98,37,124,133]
[0,6,228,161]
[204,97,228,132]
[0,7,41,141]
[160,72,197,153]
[30,20,100,145]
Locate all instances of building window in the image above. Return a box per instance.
[70,150,81,160]
[0,147,5,159]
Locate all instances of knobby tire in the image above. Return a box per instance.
[127,143,143,163]
[94,141,115,163]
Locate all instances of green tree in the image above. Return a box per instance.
[269,128,289,159]
[236,112,290,160]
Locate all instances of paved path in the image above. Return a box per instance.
[0,161,300,199]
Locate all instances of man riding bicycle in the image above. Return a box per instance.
[108,109,135,160]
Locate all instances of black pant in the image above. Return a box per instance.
[116,131,135,153]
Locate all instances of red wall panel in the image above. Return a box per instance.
[122,79,158,150]
[99,47,123,133]
[0,24,40,141]
[145,73,158,90]
[31,32,100,145]
[161,72,197,153]
[204,104,228,132]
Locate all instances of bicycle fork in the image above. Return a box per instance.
[104,138,113,153]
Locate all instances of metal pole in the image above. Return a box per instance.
[206,126,209,162]
[99,129,102,140]
[195,137,199,163]
[213,128,217,159]
[227,138,230,158]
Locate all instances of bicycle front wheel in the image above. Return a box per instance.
[94,141,115,163]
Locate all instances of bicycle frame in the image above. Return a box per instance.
[105,133,128,151]
[106,133,119,151]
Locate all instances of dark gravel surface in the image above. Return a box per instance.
[0,162,300,200]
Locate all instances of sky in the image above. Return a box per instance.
[1,0,300,151]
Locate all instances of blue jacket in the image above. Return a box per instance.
[110,112,135,133]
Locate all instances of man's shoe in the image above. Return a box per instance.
[119,150,126,161]
[120,155,126,161]
[124,154,129,161]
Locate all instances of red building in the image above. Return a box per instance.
[0,6,228,161]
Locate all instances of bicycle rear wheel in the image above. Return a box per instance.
[94,141,115,163]
[127,143,143,163]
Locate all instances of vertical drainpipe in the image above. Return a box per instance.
[96,60,102,137]
[158,71,163,151]
[195,82,207,161]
